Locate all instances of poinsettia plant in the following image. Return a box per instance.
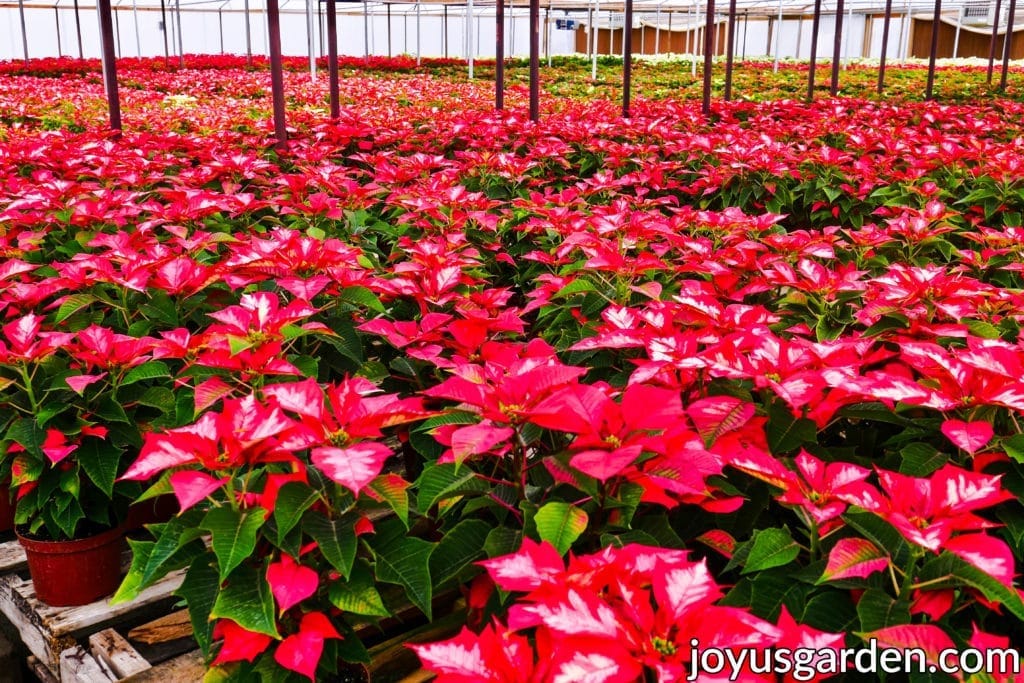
[0,317,177,539]
[414,540,843,682]
[4,54,1024,683]
[113,377,431,680]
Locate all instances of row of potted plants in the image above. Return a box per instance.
[1,56,1023,680]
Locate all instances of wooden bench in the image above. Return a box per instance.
[0,536,447,682]
[41,604,455,683]
[0,537,187,681]
[29,610,203,682]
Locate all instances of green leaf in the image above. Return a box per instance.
[7,418,44,458]
[863,313,910,338]
[136,386,176,413]
[355,360,390,383]
[818,538,888,584]
[369,518,435,620]
[35,400,71,427]
[53,497,84,539]
[227,336,254,356]
[201,507,265,581]
[1002,433,1024,465]
[175,556,220,655]
[110,539,155,605]
[96,396,130,423]
[856,588,910,632]
[409,429,444,459]
[121,361,171,386]
[140,290,179,326]
[410,412,479,459]
[600,530,661,548]
[742,527,800,574]
[368,474,410,529]
[141,512,207,587]
[899,443,947,477]
[328,562,390,617]
[843,510,913,567]
[55,293,96,323]
[836,402,913,425]
[415,463,489,512]
[279,324,308,341]
[800,591,858,633]
[965,319,1002,339]
[304,512,357,579]
[134,472,173,504]
[339,286,385,313]
[750,569,807,621]
[765,400,817,454]
[272,481,320,542]
[291,355,318,378]
[76,438,121,498]
[416,410,480,432]
[176,387,195,424]
[484,526,522,558]
[553,278,597,298]
[633,514,686,549]
[318,321,364,364]
[814,315,846,342]
[606,481,644,528]
[209,562,279,639]
[923,552,1024,621]
[997,505,1024,552]
[429,519,490,588]
[534,501,588,555]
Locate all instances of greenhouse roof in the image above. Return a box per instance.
[2,0,1020,15]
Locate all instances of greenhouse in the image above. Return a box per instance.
[2,0,1024,62]
[0,0,1024,676]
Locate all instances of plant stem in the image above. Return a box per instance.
[18,363,38,413]
[898,548,924,600]
[487,492,523,523]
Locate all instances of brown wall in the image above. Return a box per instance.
[910,19,1024,59]
[575,24,728,56]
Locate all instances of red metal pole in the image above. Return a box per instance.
[702,0,715,115]
[807,0,822,99]
[724,0,738,99]
[75,0,85,58]
[1000,0,1017,90]
[327,0,339,119]
[266,0,288,147]
[925,0,942,98]
[530,0,540,120]
[877,0,893,92]
[97,0,122,131]
[987,0,1003,84]
[497,0,505,109]
[55,7,63,56]
[244,0,252,66]
[18,0,29,64]
[623,0,633,117]
[831,0,845,95]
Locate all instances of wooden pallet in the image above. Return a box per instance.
[26,610,203,683]
[0,538,28,575]
[0,535,185,682]
[39,602,455,683]
[0,535,449,682]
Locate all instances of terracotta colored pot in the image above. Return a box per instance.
[17,525,125,606]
